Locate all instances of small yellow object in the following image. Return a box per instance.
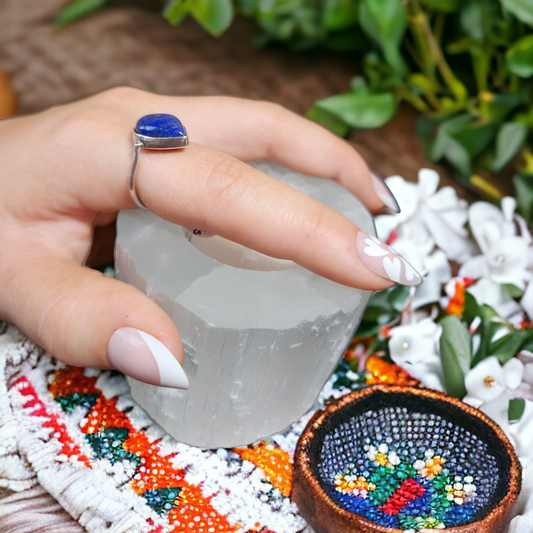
[484,376,495,388]
[419,456,445,479]
[375,453,388,465]
[469,174,503,200]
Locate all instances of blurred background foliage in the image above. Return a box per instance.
[59,0,533,220]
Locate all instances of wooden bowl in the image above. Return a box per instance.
[292,385,521,533]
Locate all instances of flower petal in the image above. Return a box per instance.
[417,168,440,199]
[504,358,524,390]
[464,356,506,402]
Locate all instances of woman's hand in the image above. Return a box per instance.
[0,87,420,388]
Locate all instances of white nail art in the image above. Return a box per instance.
[364,236,389,257]
[357,232,423,286]
[138,331,189,389]
[383,256,402,283]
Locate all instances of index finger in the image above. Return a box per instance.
[95,89,400,214]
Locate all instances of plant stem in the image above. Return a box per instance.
[396,84,430,113]
[405,3,436,82]
[404,0,468,105]
[433,12,445,47]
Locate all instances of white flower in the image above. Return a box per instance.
[459,198,532,290]
[376,169,474,263]
[463,356,524,434]
[467,278,522,319]
[516,351,533,401]
[464,356,522,404]
[389,318,444,391]
[520,280,533,321]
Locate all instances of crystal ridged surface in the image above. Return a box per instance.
[135,114,186,138]
[115,161,376,448]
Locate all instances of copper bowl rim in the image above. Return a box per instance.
[293,385,522,533]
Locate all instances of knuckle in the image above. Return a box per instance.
[97,85,145,104]
[255,102,289,154]
[258,101,286,127]
[200,156,250,209]
[299,205,330,242]
[46,106,113,149]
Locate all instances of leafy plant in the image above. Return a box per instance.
[57,0,533,219]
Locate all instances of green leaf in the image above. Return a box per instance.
[323,0,360,31]
[471,304,500,366]
[492,122,528,172]
[429,115,499,177]
[359,0,407,77]
[315,89,398,129]
[460,1,484,41]
[502,283,525,298]
[509,398,526,421]
[507,35,533,78]
[501,0,533,27]
[306,105,350,137]
[439,315,472,399]
[55,0,108,26]
[485,94,522,122]
[490,329,533,364]
[164,0,189,25]
[419,0,459,12]
[190,0,234,36]
[450,121,499,159]
[428,114,472,161]
[386,285,411,311]
[357,285,411,335]
[444,138,472,177]
[513,172,533,223]
[462,291,480,326]
[165,0,234,35]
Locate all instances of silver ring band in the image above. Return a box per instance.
[129,114,189,210]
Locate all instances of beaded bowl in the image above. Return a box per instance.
[292,386,521,533]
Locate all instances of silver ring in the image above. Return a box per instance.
[129,114,189,209]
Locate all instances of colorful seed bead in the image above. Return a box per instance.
[233,442,293,497]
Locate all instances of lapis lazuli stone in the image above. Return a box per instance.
[135,114,186,138]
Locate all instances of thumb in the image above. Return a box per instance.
[2,254,188,389]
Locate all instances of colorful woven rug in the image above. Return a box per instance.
[1,325,410,533]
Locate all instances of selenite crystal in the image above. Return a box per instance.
[115,161,376,448]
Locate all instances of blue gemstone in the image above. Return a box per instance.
[135,114,186,138]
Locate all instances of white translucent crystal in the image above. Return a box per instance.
[115,161,376,448]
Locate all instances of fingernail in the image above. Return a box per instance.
[356,232,422,286]
[108,327,189,389]
[186,227,215,238]
[371,171,400,213]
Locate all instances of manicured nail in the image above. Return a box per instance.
[186,227,215,238]
[356,232,422,286]
[371,171,400,213]
[108,327,189,389]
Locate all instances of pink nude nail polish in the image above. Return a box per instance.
[356,232,422,286]
[108,327,189,389]
[371,171,401,213]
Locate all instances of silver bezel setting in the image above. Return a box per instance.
[134,130,189,150]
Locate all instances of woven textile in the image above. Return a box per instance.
[0,325,351,533]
